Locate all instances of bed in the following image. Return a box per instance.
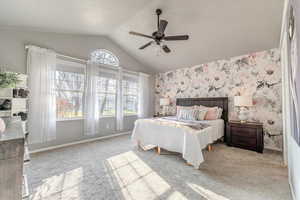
[132,97,228,168]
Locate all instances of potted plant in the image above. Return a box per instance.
[0,71,20,88]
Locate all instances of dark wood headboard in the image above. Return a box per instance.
[176,97,229,123]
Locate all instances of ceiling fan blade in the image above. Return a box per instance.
[139,41,153,49]
[162,45,171,53]
[158,20,168,34]
[164,35,189,41]
[129,31,153,39]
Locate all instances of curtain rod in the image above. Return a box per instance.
[25,45,146,76]
[25,45,87,63]
[57,54,87,63]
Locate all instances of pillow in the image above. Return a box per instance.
[176,106,194,117]
[177,108,198,121]
[196,109,208,120]
[204,108,218,120]
[193,105,208,120]
[177,106,194,113]
[198,105,221,120]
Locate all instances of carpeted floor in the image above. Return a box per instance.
[27,135,292,200]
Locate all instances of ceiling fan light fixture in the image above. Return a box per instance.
[154,44,163,56]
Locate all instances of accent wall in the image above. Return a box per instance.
[155,49,282,150]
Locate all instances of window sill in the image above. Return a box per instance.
[56,118,84,122]
[99,115,138,118]
[99,116,115,119]
[124,114,138,117]
[56,115,138,121]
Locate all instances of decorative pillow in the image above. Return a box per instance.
[177,106,194,112]
[193,105,208,120]
[204,108,218,120]
[177,108,198,121]
[196,109,208,120]
[198,105,220,120]
[176,106,194,116]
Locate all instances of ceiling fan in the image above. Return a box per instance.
[129,9,189,53]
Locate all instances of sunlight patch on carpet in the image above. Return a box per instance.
[187,182,230,200]
[105,151,188,200]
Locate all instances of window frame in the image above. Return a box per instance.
[122,76,139,116]
[96,71,118,118]
[90,49,120,67]
[55,60,86,121]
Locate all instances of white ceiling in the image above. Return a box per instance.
[0,0,283,72]
[0,0,152,34]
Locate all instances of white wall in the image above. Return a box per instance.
[0,28,155,150]
[0,28,155,74]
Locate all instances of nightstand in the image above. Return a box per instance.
[226,121,264,153]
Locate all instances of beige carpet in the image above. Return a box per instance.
[27,135,292,200]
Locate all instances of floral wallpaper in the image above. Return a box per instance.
[155,49,282,150]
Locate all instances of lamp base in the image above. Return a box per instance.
[238,107,248,122]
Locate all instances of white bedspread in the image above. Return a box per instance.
[163,116,224,142]
[132,117,223,168]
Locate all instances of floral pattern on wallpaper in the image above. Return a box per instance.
[155,49,282,150]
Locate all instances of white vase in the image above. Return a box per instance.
[0,118,6,133]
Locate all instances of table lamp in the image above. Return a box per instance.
[234,95,253,123]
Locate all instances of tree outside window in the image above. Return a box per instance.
[55,70,84,119]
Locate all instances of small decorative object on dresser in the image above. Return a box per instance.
[234,95,253,123]
[226,120,264,153]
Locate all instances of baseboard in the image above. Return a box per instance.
[29,131,131,154]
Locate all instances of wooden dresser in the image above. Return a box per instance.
[226,121,264,153]
[0,119,29,200]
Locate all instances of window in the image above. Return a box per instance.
[122,74,139,115]
[90,49,119,66]
[97,74,117,117]
[90,49,120,117]
[55,60,85,120]
[89,49,139,118]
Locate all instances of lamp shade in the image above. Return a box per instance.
[160,98,170,106]
[234,96,253,107]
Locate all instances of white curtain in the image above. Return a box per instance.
[138,72,150,118]
[84,61,100,135]
[116,68,124,131]
[27,46,57,144]
[281,20,294,164]
[290,22,300,143]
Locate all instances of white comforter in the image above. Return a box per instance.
[132,117,224,168]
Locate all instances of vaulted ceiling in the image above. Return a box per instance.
[0,0,283,72]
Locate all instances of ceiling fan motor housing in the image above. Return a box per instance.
[152,31,165,41]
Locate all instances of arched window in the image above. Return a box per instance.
[90,49,119,66]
